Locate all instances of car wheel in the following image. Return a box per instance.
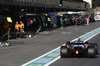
[90,43,98,55]
[87,46,96,58]
[60,46,69,58]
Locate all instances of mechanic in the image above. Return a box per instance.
[19,21,24,32]
[60,16,63,28]
[85,17,90,25]
[15,21,19,31]
[47,17,51,29]
[15,21,20,38]
[86,17,90,25]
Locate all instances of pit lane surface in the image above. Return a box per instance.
[50,34,100,66]
[0,22,100,66]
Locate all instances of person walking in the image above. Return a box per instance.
[86,17,89,25]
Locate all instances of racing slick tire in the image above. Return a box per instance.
[90,43,98,55]
[60,46,69,58]
[87,46,96,58]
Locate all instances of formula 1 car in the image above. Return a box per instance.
[60,40,98,58]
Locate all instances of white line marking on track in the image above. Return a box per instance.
[44,56,60,66]
[21,27,100,66]
[21,46,61,66]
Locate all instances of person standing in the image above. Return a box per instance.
[15,21,20,38]
[86,17,89,25]
[60,16,63,28]
[47,17,51,29]
[19,21,24,32]
[15,21,19,31]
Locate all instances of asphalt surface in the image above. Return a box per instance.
[0,22,100,66]
[50,34,100,66]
